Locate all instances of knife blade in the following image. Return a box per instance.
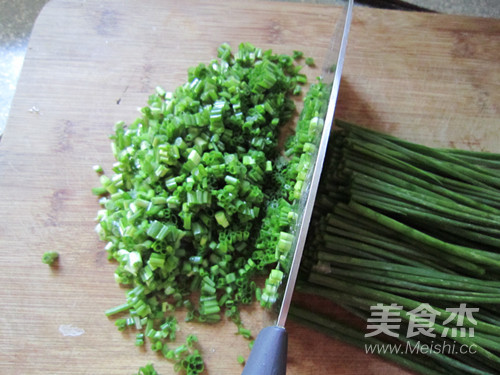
[241,0,353,374]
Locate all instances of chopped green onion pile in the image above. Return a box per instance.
[94,43,322,374]
[293,120,500,375]
[134,363,159,375]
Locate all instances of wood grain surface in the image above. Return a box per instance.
[0,0,498,374]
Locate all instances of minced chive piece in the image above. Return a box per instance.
[277,231,294,254]
[201,282,217,295]
[134,363,159,375]
[215,211,230,228]
[183,149,202,172]
[148,253,165,270]
[156,86,166,97]
[269,269,284,283]
[124,251,142,276]
[237,355,246,365]
[265,160,273,172]
[200,301,220,316]
[305,56,315,66]
[93,164,103,174]
[224,175,239,186]
[135,333,145,346]
[186,334,198,347]
[92,186,108,196]
[238,326,252,339]
[105,303,131,317]
[225,272,236,284]
[199,313,221,323]
[296,74,308,84]
[41,251,59,266]
[292,50,303,60]
[114,318,127,330]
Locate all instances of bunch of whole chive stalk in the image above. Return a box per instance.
[292,118,500,375]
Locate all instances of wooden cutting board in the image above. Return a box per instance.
[0,0,498,374]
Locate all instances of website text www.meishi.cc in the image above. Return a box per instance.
[365,341,477,356]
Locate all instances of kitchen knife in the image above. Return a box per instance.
[241,0,354,374]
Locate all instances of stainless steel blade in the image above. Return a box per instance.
[276,0,353,328]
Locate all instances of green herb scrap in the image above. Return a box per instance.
[134,363,159,375]
[237,354,246,365]
[304,57,315,66]
[42,251,59,266]
[292,50,304,60]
